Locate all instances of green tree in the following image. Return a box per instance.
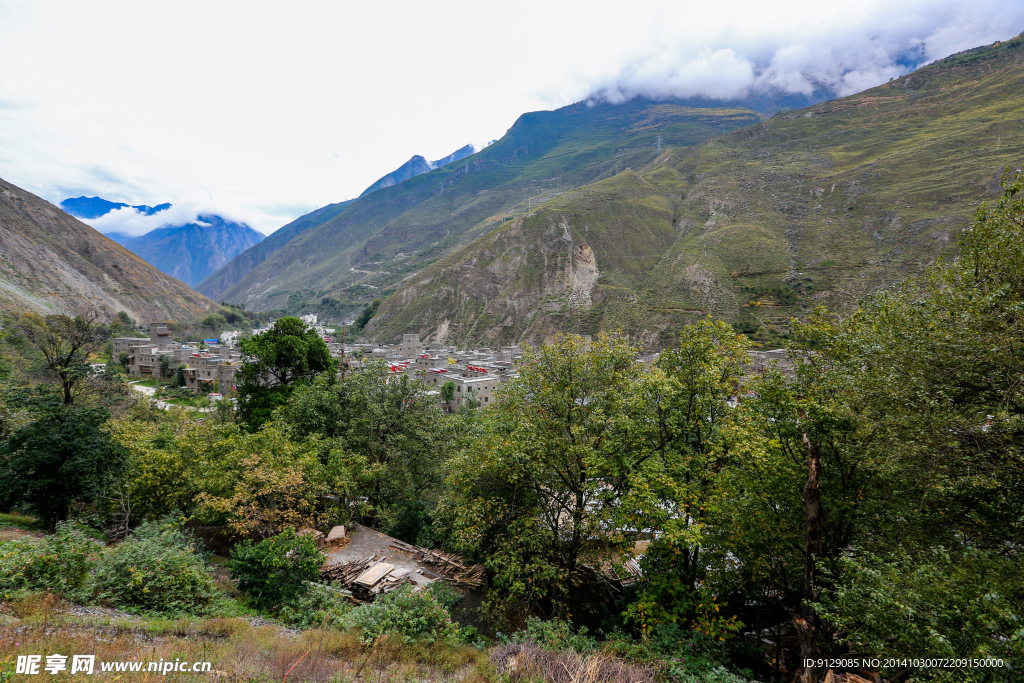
[0,400,127,528]
[442,333,646,621]
[353,299,381,331]
[622,319,749,638]
[158,354,172,378]
[711,172,1024,682]
[228,528,324,612]
[440,380,456,413]
[280,363,448,543]
[236,316,336,428]
[14,309,108,405]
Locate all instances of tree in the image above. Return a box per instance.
[158,354,172,378]
[622,319,749,638]
[236,316,336,428]
[280,363,450,543]
[0,400,127,528]
[711,172,1024,682]
[442,333,646,621]
[194,424,361,538]
[353,299,381,331]
[440,380,456,413]
[14,309,108,405]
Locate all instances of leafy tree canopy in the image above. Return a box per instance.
[236,316,335,428]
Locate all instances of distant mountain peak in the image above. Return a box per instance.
[359,143,476,198]
[59,195,263,287]
[60,196,171,220]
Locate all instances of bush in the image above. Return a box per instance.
[228,528,324,612]
[507,617,599,653]
[94,520,220,616]
[342,584,457,644]
[604,625,754,682]
[0,522,100,601]
[426,582,464,611]
[279,581,353,629]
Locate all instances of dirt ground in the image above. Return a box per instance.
[323,524,443,587]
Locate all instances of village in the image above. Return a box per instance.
[113,316,793,408]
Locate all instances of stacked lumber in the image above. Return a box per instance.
[321,555,377,584]
[388,539,486,589]
[320,555,413,600]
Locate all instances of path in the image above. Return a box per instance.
[128,382,212,412]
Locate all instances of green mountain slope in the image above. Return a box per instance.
[195,199,352,300]
[212,99,764,313]
[370,36,1024,348]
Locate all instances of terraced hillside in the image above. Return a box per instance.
[0,178,218,322]
[370,36,1024,348]
[208,98,764,313]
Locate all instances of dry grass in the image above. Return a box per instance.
[0,599,497,682]
[490,642,657,683]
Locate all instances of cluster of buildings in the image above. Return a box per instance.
[113,323,242,393]
[331,334,523,408]
[116,320,792,406]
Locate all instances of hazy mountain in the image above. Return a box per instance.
[60,199,264,288]
[369,36,1024,347]
[105,216,265,287]
[196,200,351,300]
[60,196,171,219]
[0,178,217,321]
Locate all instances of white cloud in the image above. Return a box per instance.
[83,201,260,237]
[578,0,1024,103]
[0,0,1019,236]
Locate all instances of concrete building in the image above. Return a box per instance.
[113,322,241,392]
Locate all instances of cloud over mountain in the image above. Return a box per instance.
[581,0,1024,104]
[81,202,259,238]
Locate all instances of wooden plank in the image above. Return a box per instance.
[354,562,395,587]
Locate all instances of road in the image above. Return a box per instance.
[129,382,212,412]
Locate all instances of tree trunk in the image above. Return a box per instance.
[795,433,823,683]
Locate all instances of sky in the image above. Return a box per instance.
[0,1,1021,236]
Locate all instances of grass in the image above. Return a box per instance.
[0,594,672,682]
[0,595,499,682]
[161,395,213,409]
[0,512,41,531]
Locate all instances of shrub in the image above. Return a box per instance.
[279,581,353,629]
[507,616,599,653]
[228,528,324,612]
[426,582,464,611]
[94,520,220,616]
[342,584,457,644]
[0,522,100,601]
[604,625,754,682]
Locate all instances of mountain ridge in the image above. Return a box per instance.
[207,97,767,313]
[105,216,265,287]
[367,35,1024,348]
[0,179,218,322]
